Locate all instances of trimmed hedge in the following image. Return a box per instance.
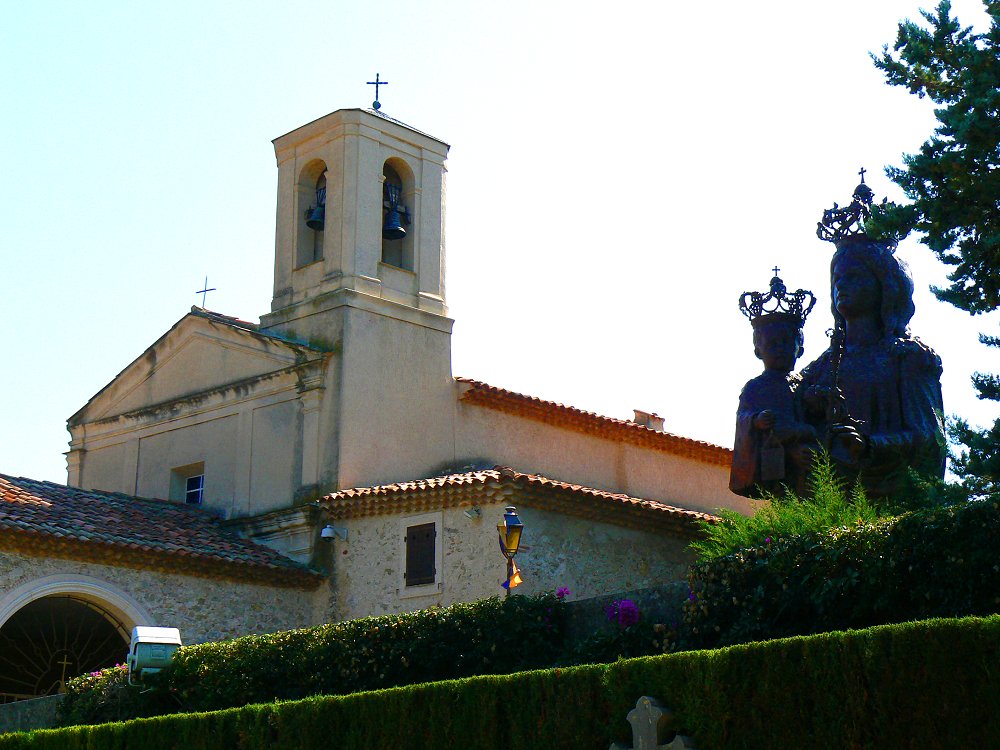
[59,594,569,725]
[168,593,566,711]
[6,615,1000,749]
[684,497,1000,649]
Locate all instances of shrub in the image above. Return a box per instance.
[168,593,567,712]
[58,594,568,725]
[561,620,675,665]
[683,497,1000,649]
[689,451,882,561]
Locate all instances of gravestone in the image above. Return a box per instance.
[610,696,697,750]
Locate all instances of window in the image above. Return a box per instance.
[169,462,205,506]
[184,474,204,505]
[399,512,443,597]
[404,522,436,585]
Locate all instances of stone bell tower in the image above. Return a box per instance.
[262,108,449,334]
[260,108,455,491]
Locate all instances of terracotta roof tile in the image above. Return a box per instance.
[456,379,732,467]
[322,466,718,536]
[0,474,322,589]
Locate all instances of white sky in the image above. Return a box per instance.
[2,0,998,485]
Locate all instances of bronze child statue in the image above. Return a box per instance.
[730,272,818,497]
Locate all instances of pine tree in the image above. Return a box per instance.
[870,0,1000,312]
[870,1,1000,494]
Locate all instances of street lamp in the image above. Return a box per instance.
[497,505,524,597]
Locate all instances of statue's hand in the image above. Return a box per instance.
[753,410,776,430]
[829,422,868,465]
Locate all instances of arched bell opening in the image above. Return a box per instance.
[0,595,130,702]
[381,158,414,271]
[295,160,328,268]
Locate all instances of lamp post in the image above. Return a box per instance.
[497,505,524,598]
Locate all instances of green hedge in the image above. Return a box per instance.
[168,593,567,711]
[683,498,1000,649]
[7,615,1000,750]
[59,594,569,725]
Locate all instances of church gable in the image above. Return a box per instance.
[71,309,328,426]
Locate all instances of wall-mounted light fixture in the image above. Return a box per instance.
[463,506,482,519]
[321,524,348,541]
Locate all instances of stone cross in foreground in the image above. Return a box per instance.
[610,696,697,750]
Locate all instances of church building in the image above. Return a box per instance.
[0,107,745,702]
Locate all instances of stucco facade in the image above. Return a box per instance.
[453,381,738,515]
[67,312,329,518]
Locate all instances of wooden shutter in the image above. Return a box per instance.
[404,522,436,586]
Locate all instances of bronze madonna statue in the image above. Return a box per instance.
[732,173,946,499]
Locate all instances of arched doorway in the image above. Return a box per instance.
[0,595,130,701]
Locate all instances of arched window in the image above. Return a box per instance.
[296,162,327,267]
[381,160,413,270]
[0,596,129,700]
[306,171,327,262]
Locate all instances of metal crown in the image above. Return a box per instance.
[817,168,887,243]
[739,272,816,327]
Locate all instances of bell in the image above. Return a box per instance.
[382,208,406,241]
[305,205,325,231]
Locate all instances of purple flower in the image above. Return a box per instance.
[556,586,571,600]
[687,589,697,602]
[764,536,772,544]
[606,598,640,628]
[617,599,640,628]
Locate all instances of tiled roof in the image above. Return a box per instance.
[456,379,732,467]
[322,466,718,536]
[0,474,322,589]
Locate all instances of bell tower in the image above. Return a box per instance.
[261,108,449,338]
[259,108,455,492]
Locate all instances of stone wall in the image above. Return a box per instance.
[562,582,690,644]
[0,695,63,735]
[327,502,696,623]
[0,551,314,645]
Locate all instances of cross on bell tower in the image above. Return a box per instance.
[367,73,388,111]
